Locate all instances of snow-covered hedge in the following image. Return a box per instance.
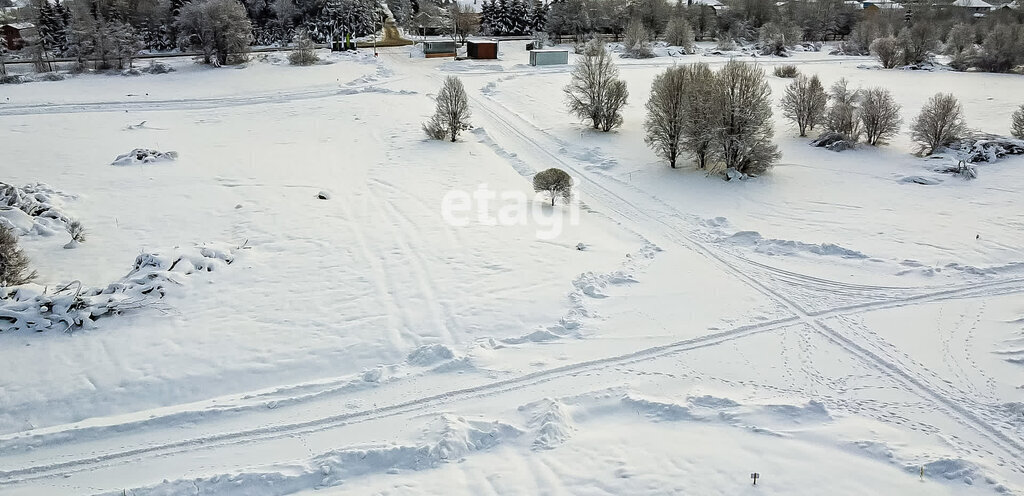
[0,243,238,333]
[0,182,73,235]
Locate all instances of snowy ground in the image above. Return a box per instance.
[1,44,1023,495]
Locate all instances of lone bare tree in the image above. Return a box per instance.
[533,168,574,206]
[565,39,629,132]
[1012,104,1024,140]
[713,60,779,176]
[424,76,472,142]
[664,16,694,52]
[779,74,828,137]
[910,93,967,155]
[859,87,902,146]
[0,225,36,288]
[644,66,688,168]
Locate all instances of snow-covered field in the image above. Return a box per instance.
[1,44,1022,495]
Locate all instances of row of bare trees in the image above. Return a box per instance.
[643,60,779,175]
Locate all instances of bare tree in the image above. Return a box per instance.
[897,23,937,66]
[533,168,574,206]
[713,60,780,176]
[623,17,654,58]
[824,78,861,142]
[1012,104,1024,140]
[564,39,629,132]
[644,66,687,168]
[944,24,974,56]
[424,76,471,142]
[910,93,967,155]
[859,87,902,146]
[870,36,900,69]
[679,62,717,169]
[780,74,828,137]
[0,225,36,288]
[664,16,693,52]
[176,0,253,66]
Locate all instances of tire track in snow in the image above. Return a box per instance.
[464,81,1024,467]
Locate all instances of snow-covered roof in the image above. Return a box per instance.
[863,1,903,8]
[951,0,994,8]
[2,22,35,30]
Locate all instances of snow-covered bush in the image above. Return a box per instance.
[565,40,629,132]
[911,93,967,155]
[859,87,902,146]
[0,182,73,234]
[533,168,573,206]
[423,76,471,142]
[954,136,1024,163]
[111,149,179,165]
[0,225,36,287]
[870,36,900,69]
[142,61,175,74]
[758,21,800,56]
[64,219,86,249]
[0,244,238,333]
[1013,104,1024,139]
[780,74,828,137]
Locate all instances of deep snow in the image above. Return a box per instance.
[1,43,1022,496]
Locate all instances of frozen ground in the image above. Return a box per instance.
[0,44,1022,495]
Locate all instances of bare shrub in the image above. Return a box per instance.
[910,93,967,155]
[565,40,629,132]
[824,78,862,142]
[624,18,655,58]
[533,168,574,206]
[0,225,36,288]
[945,24,974,56]
[288,29,319,66]
[773,65,798,78]
[423,76,471,142]
[780,74,828,137]
[897,23,937,66]
[870,36,901,69]
[67,220,86,242]
[664,16,694,52]
[859,87,902,146]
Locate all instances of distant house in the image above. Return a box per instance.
[1,22,35,50]
[950,0,995,14]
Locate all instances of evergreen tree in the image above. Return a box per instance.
[528,0,547,33]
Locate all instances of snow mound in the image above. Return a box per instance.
[0,182,74,235]
[111,148,178,165]
[522,398,575,450]
[910,458,983,484]
[0,243,238,333]
[439,61,503,73]
[622,394,833,428]
[102,414,522,495]
[723,231,868,259]
[406,343,456,366]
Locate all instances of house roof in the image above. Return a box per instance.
[951,0,993,8]
[2,22,35,30]
[863,1,903,8]
[691,0,726,8]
